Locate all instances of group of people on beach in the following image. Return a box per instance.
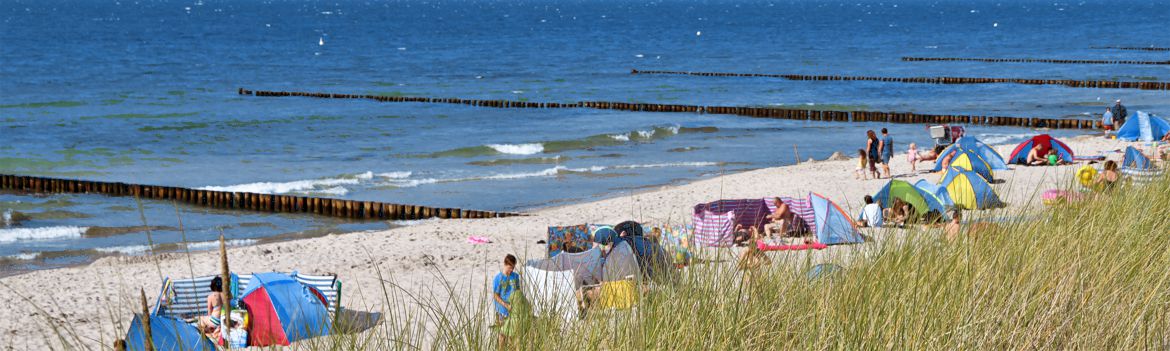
[858,128,897,179]
[1101,99,1128,136]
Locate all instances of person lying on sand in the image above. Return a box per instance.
[918,144,945,162]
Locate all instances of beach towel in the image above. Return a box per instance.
[595,280,637,310]
[756,241,828,251]
[547,224,593,257]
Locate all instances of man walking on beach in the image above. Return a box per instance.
[1112,99,1128,126]
[879,128,894,178]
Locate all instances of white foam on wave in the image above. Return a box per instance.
[0,226,87,243]
[487,143,544,155]
[635,130,656,139]
[4,253,39,261]
[608,133,630,141]
[389,217,441,226]
[313,186,350,196]
[185,239,258,251]
[354,171,374,180]
[978,133,1033,146]
[611,161,720,169]
[377,171,413,179]
[96,244,153,255]
[199,176,361,194]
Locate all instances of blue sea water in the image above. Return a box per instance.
[1,0,1167,272]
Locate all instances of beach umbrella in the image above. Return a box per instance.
[1008,134,1075,164]
[939,150,996,182]
[125,314,215,351]
[872,179,949,218]
[938,167,1003,210]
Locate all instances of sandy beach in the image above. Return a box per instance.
[0,133,1146,350]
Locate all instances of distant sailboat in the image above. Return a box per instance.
[319,37,324,46]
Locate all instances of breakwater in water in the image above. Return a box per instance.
[240,88,1101,130]
[629,69,1170,91]
[1091,46,1170,52]
[0,174,518,220]
[901,56,1170,65]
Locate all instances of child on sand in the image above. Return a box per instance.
[493,254,521,348]
[855,149,868,180]
[907,143,919,172]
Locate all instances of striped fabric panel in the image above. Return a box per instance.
[692,210,735,247]
[1122,168,1164,184]
[295,273,340,312]
[766,196,818,234]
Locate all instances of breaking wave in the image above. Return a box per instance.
[0,226,87,243]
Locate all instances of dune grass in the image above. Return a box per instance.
[367,175,1169,350]
[13,174,1169,350]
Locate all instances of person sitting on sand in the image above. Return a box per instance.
[737,227,770,296]
[733,224,755,246]
[1094,160,1120,192]
[855,195,883,228]
[944,209,962,241]
[764,198,792,238]
[1046,149,1070,166]
[197,276,225,334]
[883,198,916,228]
[1026,146,1048,166]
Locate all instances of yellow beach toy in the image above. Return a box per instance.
[1077,165,1097,188]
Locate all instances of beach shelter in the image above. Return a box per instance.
[520,266,579,322]
[124,314,215,351]
[807,193,865,245]
[1008,134,1075,164]
[954,137,1008,170]
[872,179,949,219]
[241,272,332,347]
[691,198,773,247]
[914,180,955,208]
[1116,111,1170,142]
[1122,146,1153,170]
[938,149,996,182]
[938,167,1003,210]
[593,225,674,283]
[934,137,1007,171]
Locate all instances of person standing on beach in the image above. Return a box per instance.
[879,128,894,178]
[1113,99,1128,126]
[492,254,520,348]
[1102,107,1114,137]
[866,130,881,179]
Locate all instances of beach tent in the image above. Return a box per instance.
[872,179,949,219]
[938,167,1003,210]
[592,225,674,283]
[124,314,215,351]
[1116,111,1170,142]
[547,224,593,258]
[241,272,332,347]
[954,137,1008,170]
[1122,146,1153,170]
[938,150,996,182]
[934,137,1007,171]
[527,247,603,288]
[914,180,955,209]
[1008,134,1075,164]
[807,193,865,245]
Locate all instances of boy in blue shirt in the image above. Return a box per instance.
[492,254,520,347]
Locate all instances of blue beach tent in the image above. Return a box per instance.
[1116,111,1170,142]
[934,137,1008,171]
[1122,146,1153,170]
[938,167,1003,210]
[125,314,215,351]
[809,193,864,245]
[914,180,955,208]
[872,179,949,220]
[241,272,333,346]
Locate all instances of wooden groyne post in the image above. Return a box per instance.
[0,174,519,220]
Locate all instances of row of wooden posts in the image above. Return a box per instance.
[902,56,1170,65]
[240,88,1101,130]
[1091,46,1170,52]
[630,69,1170,91]
[0,174,517,220]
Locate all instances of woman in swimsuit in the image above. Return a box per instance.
[197,276,225,334]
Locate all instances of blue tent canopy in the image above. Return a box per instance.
[872,179,950,219]
[1117,111,1170,142]
[1122,146,1153,170]
[934,137,1008,171]
[242,272,332,346]
[914,180,954,208]
[809,193,864,245]
[125,314,215,351]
